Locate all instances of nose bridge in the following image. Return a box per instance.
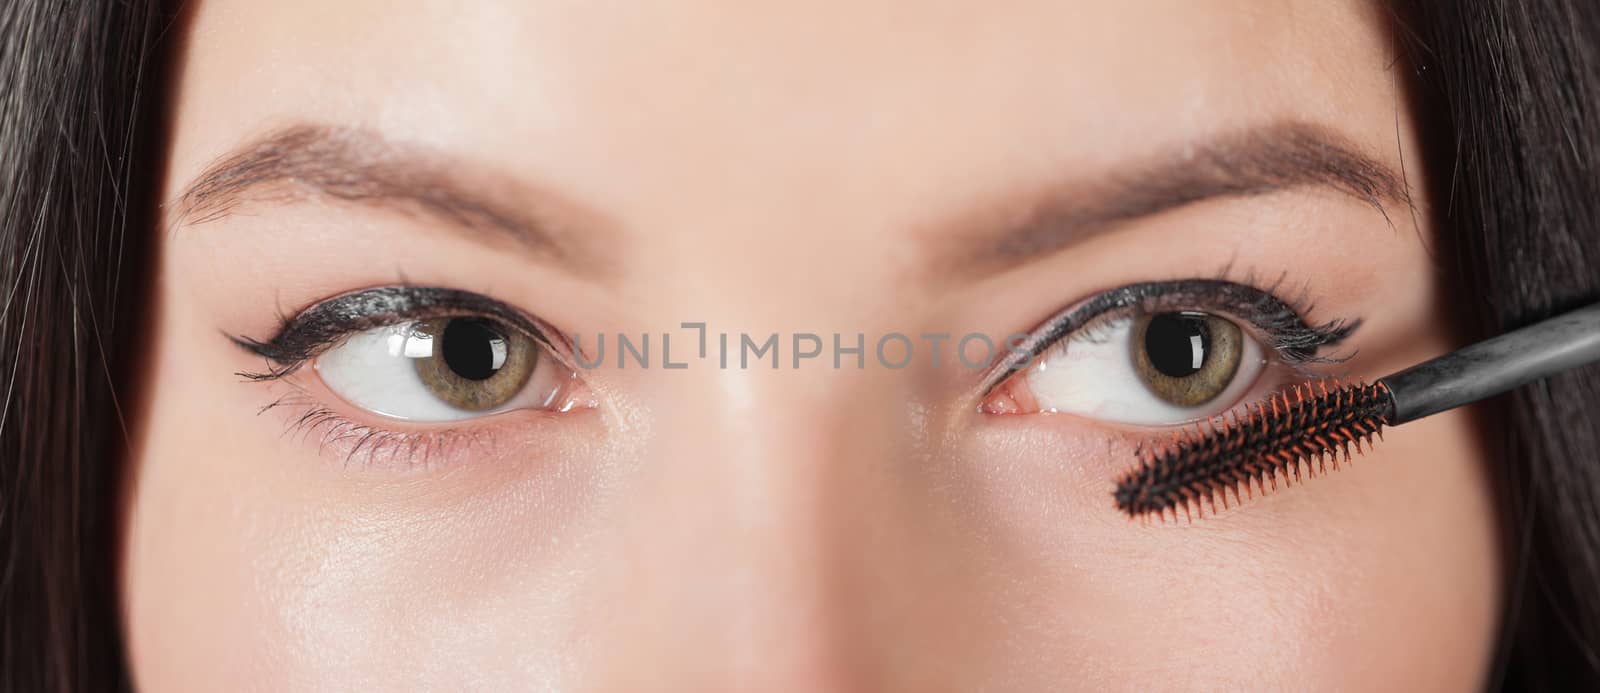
[606,361,908,688]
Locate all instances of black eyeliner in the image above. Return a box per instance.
[980,278,1360,393]
[231,286,548,378]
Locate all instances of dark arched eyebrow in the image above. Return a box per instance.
[170,123,617,278]
[934,121,1411,279]
[174,121,1407,284]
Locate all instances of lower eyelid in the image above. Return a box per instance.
[979,310,1267,419]
[985,362,1335,438]
[233,291,602,470]
[249,364,594,472]
[966,370,1351,523]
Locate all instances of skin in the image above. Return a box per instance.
[125,1,1500,690]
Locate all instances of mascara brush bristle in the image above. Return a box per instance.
[1114,379,1395,521]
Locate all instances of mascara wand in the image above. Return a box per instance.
[1115,300,1600,520]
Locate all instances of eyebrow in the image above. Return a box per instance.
[171,124,614,276]
[937,122,1411,278]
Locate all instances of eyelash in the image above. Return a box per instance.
[981,272,1358,395]
[235,273,1356,466]
[256,391,482,467]
[235,287,573,468]
[234,286,567,379]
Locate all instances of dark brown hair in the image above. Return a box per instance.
[0,0,164,689]
[1397,2,1600,688]
[1,1,1597,690]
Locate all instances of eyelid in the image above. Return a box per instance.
[979,278,1359,395]
[231,286,574,378]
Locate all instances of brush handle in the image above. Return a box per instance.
[1379,301,1600,424]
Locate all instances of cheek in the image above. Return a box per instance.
[123,427,605,689]
[120,281,605,690]
[944,404,1498,690]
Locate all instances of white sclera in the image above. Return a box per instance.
[1022,315,1265,425]
[315,321,554,422]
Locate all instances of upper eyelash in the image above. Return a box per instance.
[236,278,1352,393]
[231,286,556,381]
[1064,279,1356,361]
[980,275,1360,393]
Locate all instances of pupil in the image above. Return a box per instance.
[440,319,505,381]
[1144,312,1210,378]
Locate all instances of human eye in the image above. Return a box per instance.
[232,286,594,460]
[313,314,584,421]
[980,278,1358,426]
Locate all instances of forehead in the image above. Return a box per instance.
[169,1,1396,239]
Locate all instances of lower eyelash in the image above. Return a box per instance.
[258,390,485,470]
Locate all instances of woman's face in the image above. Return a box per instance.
[125,1,1500,689]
